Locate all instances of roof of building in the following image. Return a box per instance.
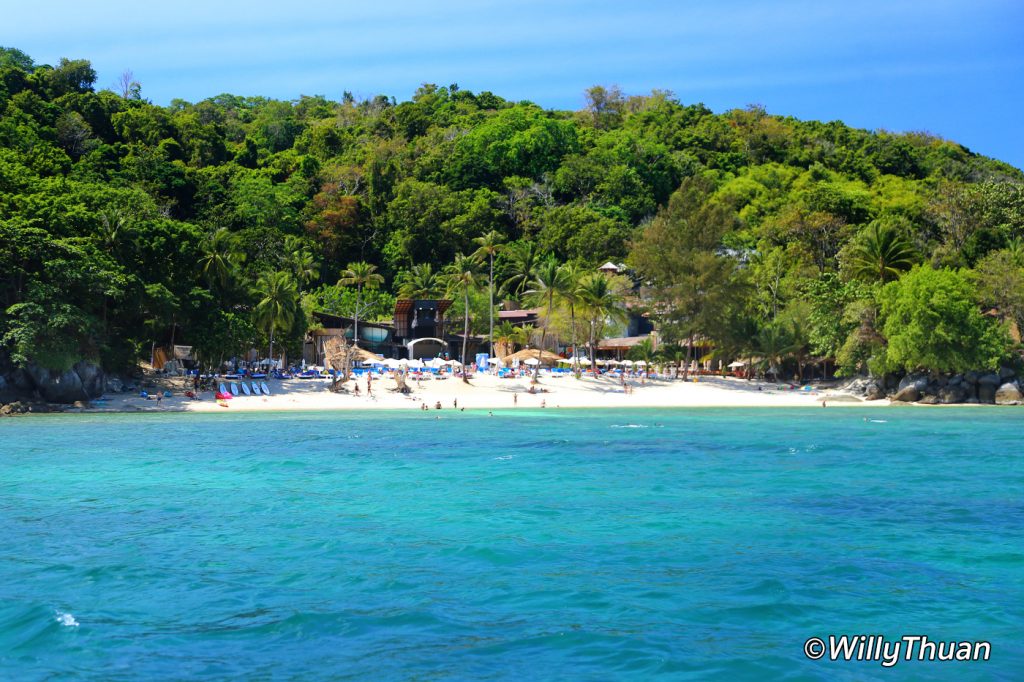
[498,308,540,320]
[597,335,651,349]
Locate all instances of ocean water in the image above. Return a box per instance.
[1,408,1021,680]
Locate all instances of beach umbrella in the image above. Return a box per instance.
[622,359,634,367]
[573,356,591,366]
[523,357,540,366]
[407,358,425,369]
[596,358,608,366]
[445,359,463,367]
[727,360,746,368]
[606,359,621,366]
[486,357,502,365]
[426,357,446,368]
[382,358,402,368]
[635,360,647,367]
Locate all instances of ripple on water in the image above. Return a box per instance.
[0,408,1021,678]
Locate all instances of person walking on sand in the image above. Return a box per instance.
[513,393,518,406]
[367,373,373,397]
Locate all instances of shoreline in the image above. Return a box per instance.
[6,374,896,416]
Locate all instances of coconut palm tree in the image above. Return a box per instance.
[444,253,480,375]
[846,221,916,283]
[557,262,584,376]
[472,230,506,356]
[578,272,627,377]
[525,255,566,382]
[492,320,528,356]
[501,241,542,303]
[253,271,299,367]
[627,337,656,378]
[751,321,797,380]
[398,263,444,299]
[337,261,384,347]
[657,344,688,380]
[198,227,245,290]
[287,248,320,289]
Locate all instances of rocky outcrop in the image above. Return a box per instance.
[864,382,886,400]
[995,382,1022,405]
[977,374,1001,404]
[893,385,920,402]
[0,400,62,416]
[939,385,968,404]
[22,361,105,403]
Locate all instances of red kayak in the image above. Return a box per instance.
[215,391,233,400]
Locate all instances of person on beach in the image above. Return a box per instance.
[367,374,373,396]
[453,398,457,409]
[513,393,518,406]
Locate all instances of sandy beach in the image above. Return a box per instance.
[80,373,884,413]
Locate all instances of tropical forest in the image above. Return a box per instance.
[2,46,1024,389]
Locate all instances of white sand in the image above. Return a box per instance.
[87,373,885,413]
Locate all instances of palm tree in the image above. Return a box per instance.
[751,322,797,380]
[444,253,480,375]
[472,230,506,356]
[492,320,528,356]
[253,271,299,366]
[578,272,627,377]
[199,228,245,289]
[288,249,320,289]
[525,255,566,382]
[657,344,688,380]
[846,222,916,283]
[557,263,584,376]
[397,263,444,299]
[501,241,542,303]
[337,261,384,347]
[627,337,656,378]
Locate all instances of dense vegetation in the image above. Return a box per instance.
[2,47,1023,378]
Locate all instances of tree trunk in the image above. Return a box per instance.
[683,334,693,380]
[353,285,361,348]
[268,327,274,371]
[589,320,597,377]
[461,287,469,382]
[488,255,494,357]
[570,303,579,378]
[534,293,553,383]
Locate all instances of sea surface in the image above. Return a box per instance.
[1,408,1021,680]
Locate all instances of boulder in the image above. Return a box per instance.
[893,385,920,402]
[999,366,1016,381]
[864,382,886,401]
[898,373,929,392]
[24,362,105,403]
[977,373,1001,403]
[963,371,980,385]
[918,394,940,405]
[106,377,124,393]
[948,374,963,386]
[939,385,968,404]
[994,382,1022,405]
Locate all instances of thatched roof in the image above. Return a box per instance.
[349,346,384,363]
[503,348,562,366]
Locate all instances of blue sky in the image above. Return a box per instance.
[7,0,1023,169]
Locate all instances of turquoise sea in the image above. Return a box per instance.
[1,408,1021,680]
